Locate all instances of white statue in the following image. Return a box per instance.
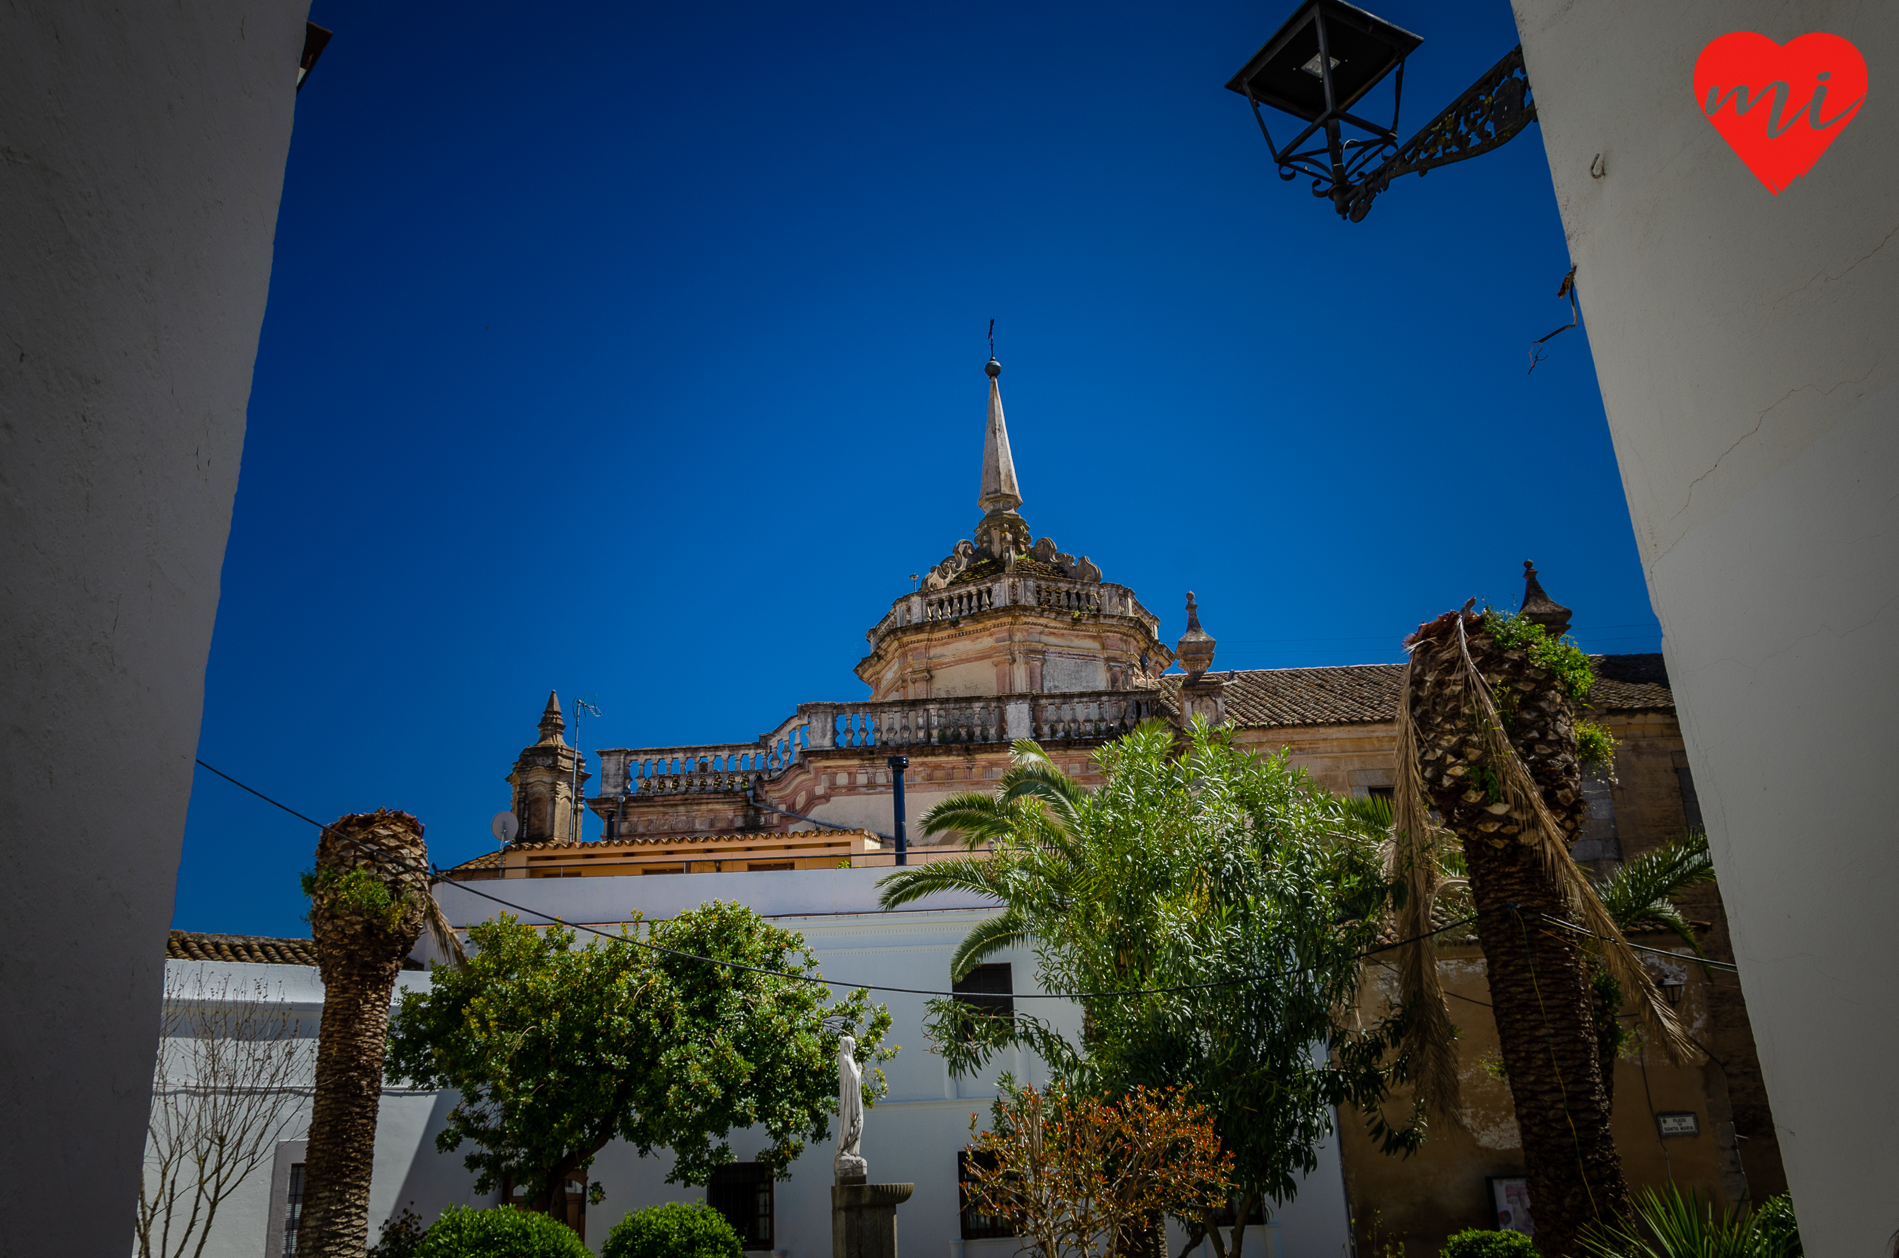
[834,1034,866,1179]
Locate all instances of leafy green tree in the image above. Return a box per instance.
[879,721,1418,1258]
[386,901,895,1217]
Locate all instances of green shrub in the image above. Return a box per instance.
[1575,719,1618,773]
[1582,1186,1802,1258]
[368,1206,428,1258]
[1752,1195,1802,1258]
[413,1206,590,1258]
[1442,1227,1540,1258]
[603,1201,743,1258]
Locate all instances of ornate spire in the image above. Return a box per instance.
[537,689,566,746]
[973,358,1032,561]
[979,358,1022,515]
[1519,560,1573,638]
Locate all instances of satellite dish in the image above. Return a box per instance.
[491,811,520,845]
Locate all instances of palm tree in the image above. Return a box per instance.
[878,737,1087,981]
[297,809,462,1258]
[1387,607,1696,1258]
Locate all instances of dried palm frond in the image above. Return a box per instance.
[1383,656,1462,1122]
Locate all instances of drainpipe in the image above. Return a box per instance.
[886,755,909,866]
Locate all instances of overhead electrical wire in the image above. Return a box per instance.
[195,758,1478,1003]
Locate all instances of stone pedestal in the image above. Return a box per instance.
[831,1174,914,1258]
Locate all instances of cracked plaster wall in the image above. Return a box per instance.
[1512,3,1898,1253]
[0,4,306,1252]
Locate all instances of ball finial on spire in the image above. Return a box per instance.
[985,357,1001,379]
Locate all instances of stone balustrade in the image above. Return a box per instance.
[866,579,1159,650]
[600,712,811,798]
[596,690,1168,800]
[801,690,1165,750]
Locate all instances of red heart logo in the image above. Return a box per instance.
[1694,32,1867,194]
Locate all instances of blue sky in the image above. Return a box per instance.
[177,0,1660,936]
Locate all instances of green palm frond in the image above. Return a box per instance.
[876,857,1014,909]
[919,792,1021,845]
[1595,831,1714,932]
[948,908,1031,981]
[1339,793,1393,832]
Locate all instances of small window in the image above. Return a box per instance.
[747,861,795,872]
[952,963,1014,1039]
[282,1163,305,1256]
[1677,767,1705,833]
[958,1150,1015,1240]
[708,1163,773,1250]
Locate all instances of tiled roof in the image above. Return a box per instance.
[1215,664,1405,729]
[449,849,505,871]
[167,931,318,967]
[443,829,880,874]
[167,930,426,970]
[1585,654,1675,713]
[1166,653,1673,730]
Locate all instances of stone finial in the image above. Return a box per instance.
[537,690,566,746]
[1175,592,1216,679]
[1519,560,1573,638]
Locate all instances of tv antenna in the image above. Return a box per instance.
[491,811,520,847]
[569,694,601,844]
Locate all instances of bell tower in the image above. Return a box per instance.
[506,690,590,845]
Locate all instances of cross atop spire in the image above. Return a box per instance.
[978,358,1022,515]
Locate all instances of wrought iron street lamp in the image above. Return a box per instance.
[1226,0,1537,222]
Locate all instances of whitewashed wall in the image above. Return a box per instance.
[434,868,1354,1258]
[0,5,308,1252]
[1510,3,1899,1253]
[147,962,485,1258]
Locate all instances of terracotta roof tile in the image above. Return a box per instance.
[442,829,881,875]
[1584,653,1675,713]
[166,930,426,970]
[167,930,319,968]
[1168,653,1673,730]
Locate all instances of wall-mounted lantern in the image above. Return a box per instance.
[1658,974,1687,1006]
[1225,0,1537,222]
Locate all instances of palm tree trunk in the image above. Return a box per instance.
[298,810,432,1258]
[1408,614,1627,1257]
[300,955,405,1254]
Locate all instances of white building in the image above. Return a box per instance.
[159,868,1350,1258]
